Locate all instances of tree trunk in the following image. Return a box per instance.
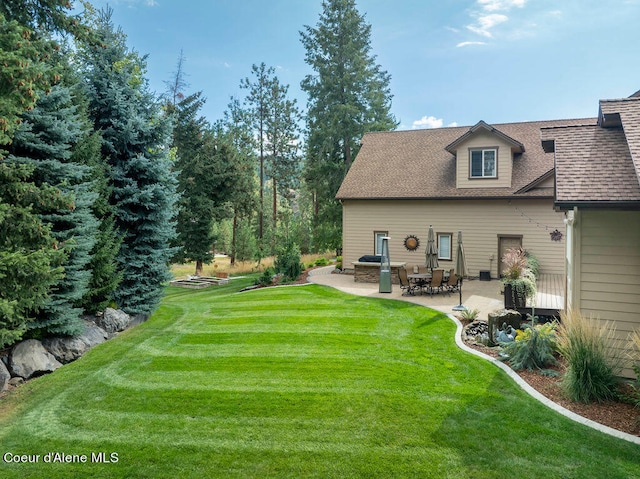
[195,260,203,277]
[230,213,237,265]
[344,137,352,171]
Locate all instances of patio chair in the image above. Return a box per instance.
[398,267,417,296]
[426,269,444,296]
[445,272,459,296]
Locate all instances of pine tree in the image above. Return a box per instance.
[221,100,258,265]
[300,0,396,249]
[240,63,276,248]
[174,126,237,275]
[6,82,98,335]
[264,77,301,236]
[80,9,178,316]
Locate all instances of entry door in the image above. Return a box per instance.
[498,235,523,277]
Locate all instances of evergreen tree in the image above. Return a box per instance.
[80,9,178,316]
[6,83,97,335]
[76,130,122,314]
[174,126,237,275]
[240,63,276,247]
[0,162,67,347]
[264,77,301,235]
[300,0,396,249]
[221,99,258,265]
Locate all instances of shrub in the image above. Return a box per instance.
[274,243,302,282]
[557,309,621,403]
[459,308,480,322]
[500,319,558,371]
[314,257,329,266]
[336,255,342,270]
[256,267,275,287]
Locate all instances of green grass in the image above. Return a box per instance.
[1,279,639,478]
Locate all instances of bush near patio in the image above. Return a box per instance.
[557,309,622,403]
[500,319,558,371]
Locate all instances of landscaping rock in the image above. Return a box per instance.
[9,377,24,387]
[96,308,131,334]
[42,336,90,364]
[0,360,10,392]
[81,321,109,348]
[10,339,63,379]
[463,320,490,346]
[487,309,522,346]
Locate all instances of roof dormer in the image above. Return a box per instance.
[446,121,523,189]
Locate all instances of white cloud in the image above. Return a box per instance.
[467,13,509,38]
[456,41,487,47]
[478,0,526,11]
[412,116,458,129]
[413,116,443,129]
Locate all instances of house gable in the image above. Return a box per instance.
[445,121,525,190]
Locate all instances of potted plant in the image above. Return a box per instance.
[501,248,536,309]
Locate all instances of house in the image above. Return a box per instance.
[542,94,640,377]
[336,118,592,280]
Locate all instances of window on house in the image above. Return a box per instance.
[437,233,452,260]
[374,231,388,255]
[470,149,497,178]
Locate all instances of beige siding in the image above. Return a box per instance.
[455,131,513,189]
[577,210,640,377]
[342,198,565,278]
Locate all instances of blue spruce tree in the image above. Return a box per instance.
[81,9,178,316]
[6,83,98,336]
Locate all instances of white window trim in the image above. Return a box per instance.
[437,233,452,261]
[469,148,497,178]
[374,231,388,256]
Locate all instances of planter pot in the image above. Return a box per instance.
[215,272,228,279]
[504,283,526,309]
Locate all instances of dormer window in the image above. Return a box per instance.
[470,148,497,178]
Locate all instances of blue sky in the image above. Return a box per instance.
[84,0,640,130]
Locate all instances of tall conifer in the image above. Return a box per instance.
[300,0,396,249]
[80,9,178,316]
[6,83,98,335]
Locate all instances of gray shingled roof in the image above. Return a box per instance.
[543,97,640,209]
[336,118,593,200]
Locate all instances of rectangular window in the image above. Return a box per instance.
[374,231,388,256]
[470,148,497,178]
[437,233,452,260]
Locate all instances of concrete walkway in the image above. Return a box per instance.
[307,266,640,445]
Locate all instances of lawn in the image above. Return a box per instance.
[1,280,639,478]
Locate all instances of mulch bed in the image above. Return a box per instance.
[460,320,640,437]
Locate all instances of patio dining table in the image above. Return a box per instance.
[408,271,450,294]
[407,273,431,294]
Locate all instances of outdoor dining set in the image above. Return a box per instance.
[398,266,461,296]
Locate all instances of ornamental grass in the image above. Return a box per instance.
[557,309,622,403]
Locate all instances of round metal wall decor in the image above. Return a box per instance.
[403,234,420,251]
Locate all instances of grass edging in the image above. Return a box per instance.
[447,312,640,446]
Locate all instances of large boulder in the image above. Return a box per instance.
[80,321,109,348]
[95,308,131,334]
[42,336,89,364]
[10,339,63,379]
[0,360,10,392]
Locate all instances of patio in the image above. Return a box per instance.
[308,267,564,321]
